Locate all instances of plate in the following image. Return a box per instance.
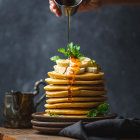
[31,120,77,127]
[32,112,117,122]
[32,125,62,134]
[32,112,117,134]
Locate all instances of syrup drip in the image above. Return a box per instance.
[63,67,68,74]
[67,58,81,101]
[66,6,72,44]
[66,7,81,101]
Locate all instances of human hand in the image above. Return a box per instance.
[78,0,102,12]
[49,0,61,17]
[49,0,102,17]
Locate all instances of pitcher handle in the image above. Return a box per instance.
[34,93,46,109]
[33,79,47,109]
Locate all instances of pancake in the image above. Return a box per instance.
[46,90,107,97]
[46,97,107,104]
[44,113,87,118]
[44,84,105,91]
[48,71,104,80]
[45,109,90,115]
[45,78,105,85]
[44,102,103,109]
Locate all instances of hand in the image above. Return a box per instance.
[49,0,102,17]
[78,0,102,12]
[49,0,61,17]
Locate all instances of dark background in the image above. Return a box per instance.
[0,0,140,126]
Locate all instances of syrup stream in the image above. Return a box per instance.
[66,7,81,101]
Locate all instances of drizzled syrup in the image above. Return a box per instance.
[66,6,72,44]
[67,58,81,101]
[66,7,81,101]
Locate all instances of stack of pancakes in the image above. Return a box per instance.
[44,59,107,117]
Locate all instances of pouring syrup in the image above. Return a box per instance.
[66,7,81,101]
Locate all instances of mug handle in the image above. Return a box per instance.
[33,79,47,109]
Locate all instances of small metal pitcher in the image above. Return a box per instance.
[54,0,82,16]
[3,79,47,128]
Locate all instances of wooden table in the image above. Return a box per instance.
[0,127,76,140]
[1,127,140,140]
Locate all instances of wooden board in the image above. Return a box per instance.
[0,127,75,140]
[0,127,140,140]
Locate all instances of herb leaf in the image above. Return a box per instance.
[50,56,61,62]
[50,43,84,62]
[58,48,70,57]
[87,103,109,117]
[48,111,63,117]
[48,111,52,116]
[67,43,84,59]
[53,113,58,117]
[59,115,64,117]
[58,48,66,54]
[86,109,99,117]
[97,103,109,115]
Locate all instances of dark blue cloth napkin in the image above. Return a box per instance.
[59,117,140,140]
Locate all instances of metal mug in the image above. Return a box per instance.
[54,0,82,16]
[3,79,47,128]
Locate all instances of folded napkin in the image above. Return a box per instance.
[59,117,140,140]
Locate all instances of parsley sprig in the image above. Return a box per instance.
[50,56,61,62]
[86,103,109,117]
[48,111,63,117]
[50,42,84,62]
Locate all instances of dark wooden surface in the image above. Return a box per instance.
[0,127,140,140]
[0,127,75,140]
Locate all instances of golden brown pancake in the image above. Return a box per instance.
[44,84,105,91]
[44,102,103,109]
[46,90,107,97]
[45,78,105,85]
[46,97,107,104]
[45,109,90,115]
[44,113,87,118]
[48,71,104,80]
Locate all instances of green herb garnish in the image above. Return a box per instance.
[50,43,101,70]
[86,103,109,117]
[48,111,63,117]
[50,56,60,62]
[67,43,84,58]
[97,103,109,115]
[59,115,64,117]
[86,109,99,117]
[48,111,53,116]
[50,56,61,62]
[50,42,84,61]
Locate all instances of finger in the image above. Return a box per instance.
[50,6,57,14]
[53,9,61,17]
[50,0,57,9]
[56,10,61,17]
[49,0,61,17]
[50,4,54,12]
[50,3,61,17]
[49,0,59,9]
[50,2,58,12]
[49,0,58,11]
[50,6,61,17]
[49,0,54,4]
